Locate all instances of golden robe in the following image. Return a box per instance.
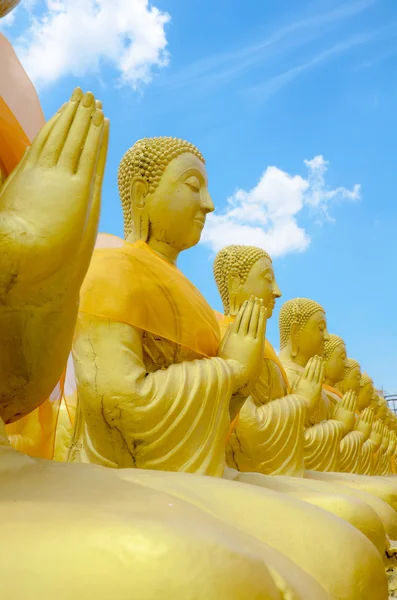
[323,385,364,474]
[70,236,234,475]
[282,361,343,472]
[218,315,306,476]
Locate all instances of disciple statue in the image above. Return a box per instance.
[323,334,364,473]
[213,244,307,477]
[61,136,389,598]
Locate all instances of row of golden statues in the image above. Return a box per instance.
[1,3,397,598]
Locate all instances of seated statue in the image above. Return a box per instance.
[213,244,307,477]
[335,359,378,474]
[61,138,391,598]
[278,299,397,516]
[0,80,335,598]
[212,245,397,549]
[323,335,364,474]
[279,298,347,472]
[373,397,396,476]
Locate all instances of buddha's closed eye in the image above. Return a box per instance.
[184,176,200,192]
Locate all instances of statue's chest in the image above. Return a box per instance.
[142,331,201,371]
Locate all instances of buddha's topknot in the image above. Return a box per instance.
[344,358,360,377]
[324,334,345,361]
[213,245,271,314]
[118,136,205,238]
[360,372,373,388]
[279,298,324,350]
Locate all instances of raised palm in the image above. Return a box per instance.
[355,406,374,440]
[334,390,356,435]
[0,88,109,307]
[293,355,324,412]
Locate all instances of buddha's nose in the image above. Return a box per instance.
[273,281,282,298]
[324,328,330,341]
[201,190,214,214]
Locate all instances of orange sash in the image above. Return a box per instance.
[216,312,290,443]
[0,33,45,144]
[323,384,343,399]
[80,236,221,359]
[0,97,30,176]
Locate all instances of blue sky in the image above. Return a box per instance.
[2,0,397,392]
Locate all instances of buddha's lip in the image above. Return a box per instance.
[194,216,206,225]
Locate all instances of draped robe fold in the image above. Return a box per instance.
[282,361,343,472]
[70,236,235,475]
[323,386,364,474]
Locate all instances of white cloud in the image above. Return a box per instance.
[13,0,170,88]
[201,156,360,257]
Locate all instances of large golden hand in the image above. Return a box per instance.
[292,355,324,414]
[355,406,374,441]
[0,88,109,423]
[0,88,109,307]
[333,390,356,436]
[218,297,267,410]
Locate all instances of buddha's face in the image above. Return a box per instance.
[325,342,347,384]
[376,399,388,421]
[357,382,374,412]
[143,153,214,252]
[343,366,361,394]
[296,310,329,364]
[235,257,281,318]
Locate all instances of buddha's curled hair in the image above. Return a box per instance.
[213,245,271,314]
[279,298,324,350]
[118,137,205,238]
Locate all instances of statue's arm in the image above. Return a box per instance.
[0,300,77,423]
[0,90,108,424]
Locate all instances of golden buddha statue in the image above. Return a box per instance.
[335,360,378,475]
[213,244,307,477]
[61,140,391,598]
[373,398,396,476]
[323,335,364,474]
[0,90,335,599]
[278,299,348,472]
